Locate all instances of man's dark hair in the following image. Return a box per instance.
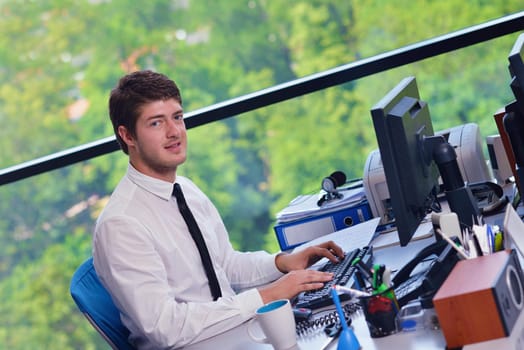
[109,70,182,154]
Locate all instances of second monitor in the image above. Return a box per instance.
[370,76,479,246]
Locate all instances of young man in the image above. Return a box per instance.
[93,70,343,349]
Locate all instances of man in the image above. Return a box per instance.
[93,70,343,349]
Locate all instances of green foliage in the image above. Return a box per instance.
[0,1,523,347]
[0,229,102,349]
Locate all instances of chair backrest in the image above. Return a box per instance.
[70,257,135,350]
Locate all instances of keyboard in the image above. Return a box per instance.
[293,246,373,310]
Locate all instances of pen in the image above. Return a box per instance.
[471,232,483,257]
[382,267,392,287]
[351,257,373,281]
[353,269,366,290]
[372,264,385,290]
[487,225,494,254]
[335,285,372,298]
[494,231,504,252]
[435,228,469,260]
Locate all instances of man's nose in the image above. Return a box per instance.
[166,119,182,136]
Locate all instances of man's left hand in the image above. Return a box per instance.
[275,240,344,273]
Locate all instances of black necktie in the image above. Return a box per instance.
[172,183,222,300]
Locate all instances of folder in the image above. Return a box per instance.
[274,200,372,251]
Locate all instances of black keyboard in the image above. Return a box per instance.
[293,246,373,310]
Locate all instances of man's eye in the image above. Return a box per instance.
[150,120,161,127]
[174,114,184,120]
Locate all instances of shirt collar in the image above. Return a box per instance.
[126,163,174,201]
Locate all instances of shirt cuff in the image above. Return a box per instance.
[237,288,265,318]
[269,252,286,278]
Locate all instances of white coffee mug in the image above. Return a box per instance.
[247,299,297,350]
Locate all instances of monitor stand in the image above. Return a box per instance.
[433,142,481,229]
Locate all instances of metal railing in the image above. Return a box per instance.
[2,11,524,186]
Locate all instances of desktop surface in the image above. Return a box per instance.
[183,236,449,350]
[184,206,523,350]
[182,313,446,350]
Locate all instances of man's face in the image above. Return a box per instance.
[118,98,187,182]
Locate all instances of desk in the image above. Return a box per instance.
[184,237,448,349]
[185,211,524,349]
[182,317,445,350]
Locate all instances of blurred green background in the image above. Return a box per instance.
[0,1,522,348]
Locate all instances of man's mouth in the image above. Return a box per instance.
[165,141,180,150]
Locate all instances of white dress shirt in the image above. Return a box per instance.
[93,164,283,349]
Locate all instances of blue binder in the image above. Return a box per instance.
[274,200,372,251]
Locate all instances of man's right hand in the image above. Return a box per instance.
[258,270,334,304]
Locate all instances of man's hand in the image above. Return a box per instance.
[258,269,334,303]
[257,241,344,304]
[275,240,344,273]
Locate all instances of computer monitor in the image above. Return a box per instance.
[504,33,524,200]
[371,77,481,246]
[370,76,441,246]
[509,33,524,114]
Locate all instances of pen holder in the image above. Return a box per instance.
[359,287,399,338]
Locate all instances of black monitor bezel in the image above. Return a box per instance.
[509,33,524,114]
[371,76,440,246]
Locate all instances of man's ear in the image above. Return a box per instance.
[118,125,135,147]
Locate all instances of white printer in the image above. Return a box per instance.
[363,123,494,224]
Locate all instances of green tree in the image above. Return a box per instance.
[0,230,101,349]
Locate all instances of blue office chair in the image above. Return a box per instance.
[70,257,135,350]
